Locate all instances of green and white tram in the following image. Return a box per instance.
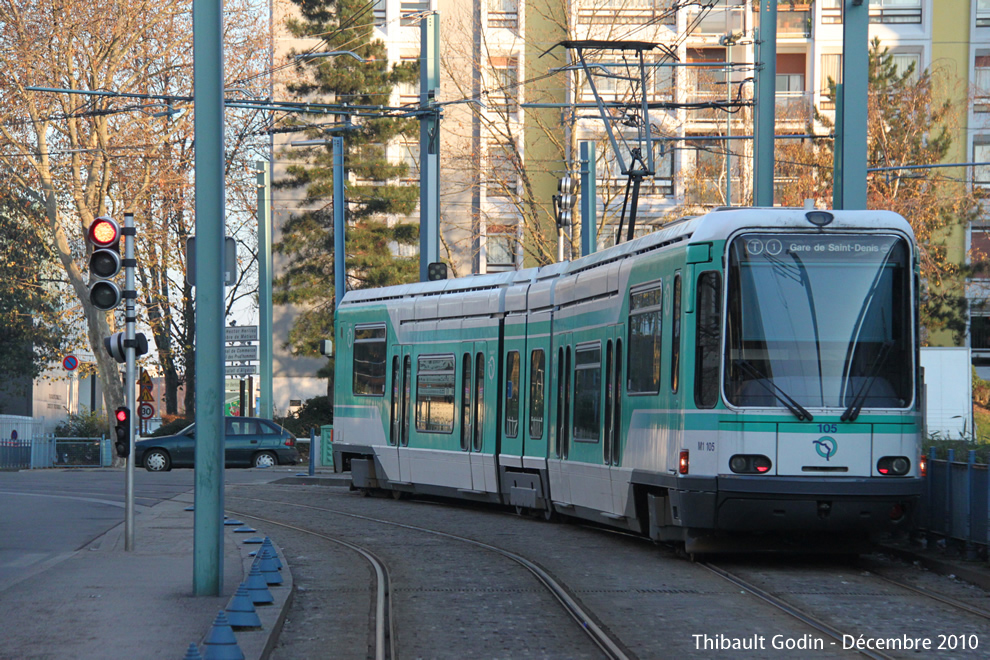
[332,207,924,552]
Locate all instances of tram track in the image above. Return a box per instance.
[227,492,631,660]
[226,508,395,660]
[856,560,990,622]
[699,562,897,660]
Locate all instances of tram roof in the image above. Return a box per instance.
[339,208,913,308]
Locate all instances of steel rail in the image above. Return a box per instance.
[700,562,896,660]
[228,494,629,660]
[860,566,990,621]
[227,510,394,660]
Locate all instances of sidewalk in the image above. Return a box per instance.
[0,491,291,660]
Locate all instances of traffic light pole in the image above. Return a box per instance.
[123,212,137,551]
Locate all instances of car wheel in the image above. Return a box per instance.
[144,449,171,472]
[252,451,277,469]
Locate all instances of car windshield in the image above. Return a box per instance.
[724,233,913,410]
[178,424,195,435]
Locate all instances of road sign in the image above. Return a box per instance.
[225,345,258,361]
[139,388,155,402]
[139,369,153,388]
[225,325,258,342]
[62,355,78,371]
[138,402,155,420]
[225,364,259,376]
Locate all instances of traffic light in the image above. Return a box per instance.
[104,332,150,364]
[114,406,130,458]
[87,216,122,310]
[427,262,447,281]
[554,175,578,229]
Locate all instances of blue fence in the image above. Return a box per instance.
[0,436,57,469]
[919,448,989,556]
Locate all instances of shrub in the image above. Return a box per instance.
[275,395,332,438]
[150,415,194,437]
[54,411,109,438]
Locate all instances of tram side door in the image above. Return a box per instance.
[469,342,490,492]
[603,324,626,516]
[388,345,413,485]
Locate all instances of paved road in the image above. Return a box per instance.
[0,468,285,592]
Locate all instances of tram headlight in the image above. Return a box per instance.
[877,456,911,476]
[728,454,773,474]
[679,450,690,475]
[918,454,928,477]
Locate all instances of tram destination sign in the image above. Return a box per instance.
[740,234,900,262]
[225,325,258,342]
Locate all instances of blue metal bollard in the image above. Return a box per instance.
[308,428,316,477]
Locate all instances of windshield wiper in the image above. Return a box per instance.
[734,359,814,421]
[841,340,894,422]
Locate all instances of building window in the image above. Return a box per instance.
[488,0,518,29]
[373,0,386,26]
[486,224,517,267]
[976,52,990,112]
[890,52,920,84]
[627,286,663,394]
[820,53,842,110]
[397,142,419,182]
[777,3,811,37]
[976,141,990,191]
[821,0,842,24]
[489,60,519,116]
[972,227,990,278]
[980,0,990,28]
[577,0,675,26]
[573,343,602,442]
[353,325,387,396]
[486,140,518,197]
[869,0,922,24]
[400,0,430,26]
[415,355,456,433]
[972,316,990,349]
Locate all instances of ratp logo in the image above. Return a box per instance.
[813,436,837,461]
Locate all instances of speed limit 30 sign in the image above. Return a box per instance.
[138,403,155,420]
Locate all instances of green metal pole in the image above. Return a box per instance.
[754,1,777,206]
[256,160,273,419]
[192,0,226,597]
[334,137,345,310]
[579,141,597,257]
[833,84,844,210]
[418,13,440,281]
[841,0,868,210]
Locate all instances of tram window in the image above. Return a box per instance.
[504,351,520,438]
[613,339,623,465]
[627,286,662,394]
[604,341,614,463]
[562,347,572,458]
[529,349,545,440]
[474,352,485,451]
[671,273,682,394]
[353,325,387,396]
[573,344,602,442]
[695,271,722,409]
[415,355,455,433]
[461,353,472,451]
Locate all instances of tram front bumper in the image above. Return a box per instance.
[669,476,922,533]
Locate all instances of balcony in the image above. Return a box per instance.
[777,9,811,38]
[577,0,674,26]
[488,10,518,29]
[776,91,813,124]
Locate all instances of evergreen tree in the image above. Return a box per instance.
[276,0,421,358]
[0,189,72,380]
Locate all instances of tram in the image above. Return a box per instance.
[331,207,924,552]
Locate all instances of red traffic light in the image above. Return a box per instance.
[88,217,120,247]
[115,407,129,423]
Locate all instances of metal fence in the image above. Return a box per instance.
[53,437,110,467]
[919,448,989,558]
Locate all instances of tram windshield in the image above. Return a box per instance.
[725,233,913,411]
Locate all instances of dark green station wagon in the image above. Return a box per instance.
[136,416,300,471]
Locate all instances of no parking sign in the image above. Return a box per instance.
[62,355,78,371]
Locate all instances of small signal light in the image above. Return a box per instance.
[88,217,120,246]
[679,449,690,475]
[919,454,927,477]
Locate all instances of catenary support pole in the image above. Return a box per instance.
[256,161,273,419]
[333,137,345,310]
[580,141,597,257]
[193,0,226,597]
[418,13,440,281]
[840,0,868,210]
[124,212,136,551]
[754,0,777,206]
